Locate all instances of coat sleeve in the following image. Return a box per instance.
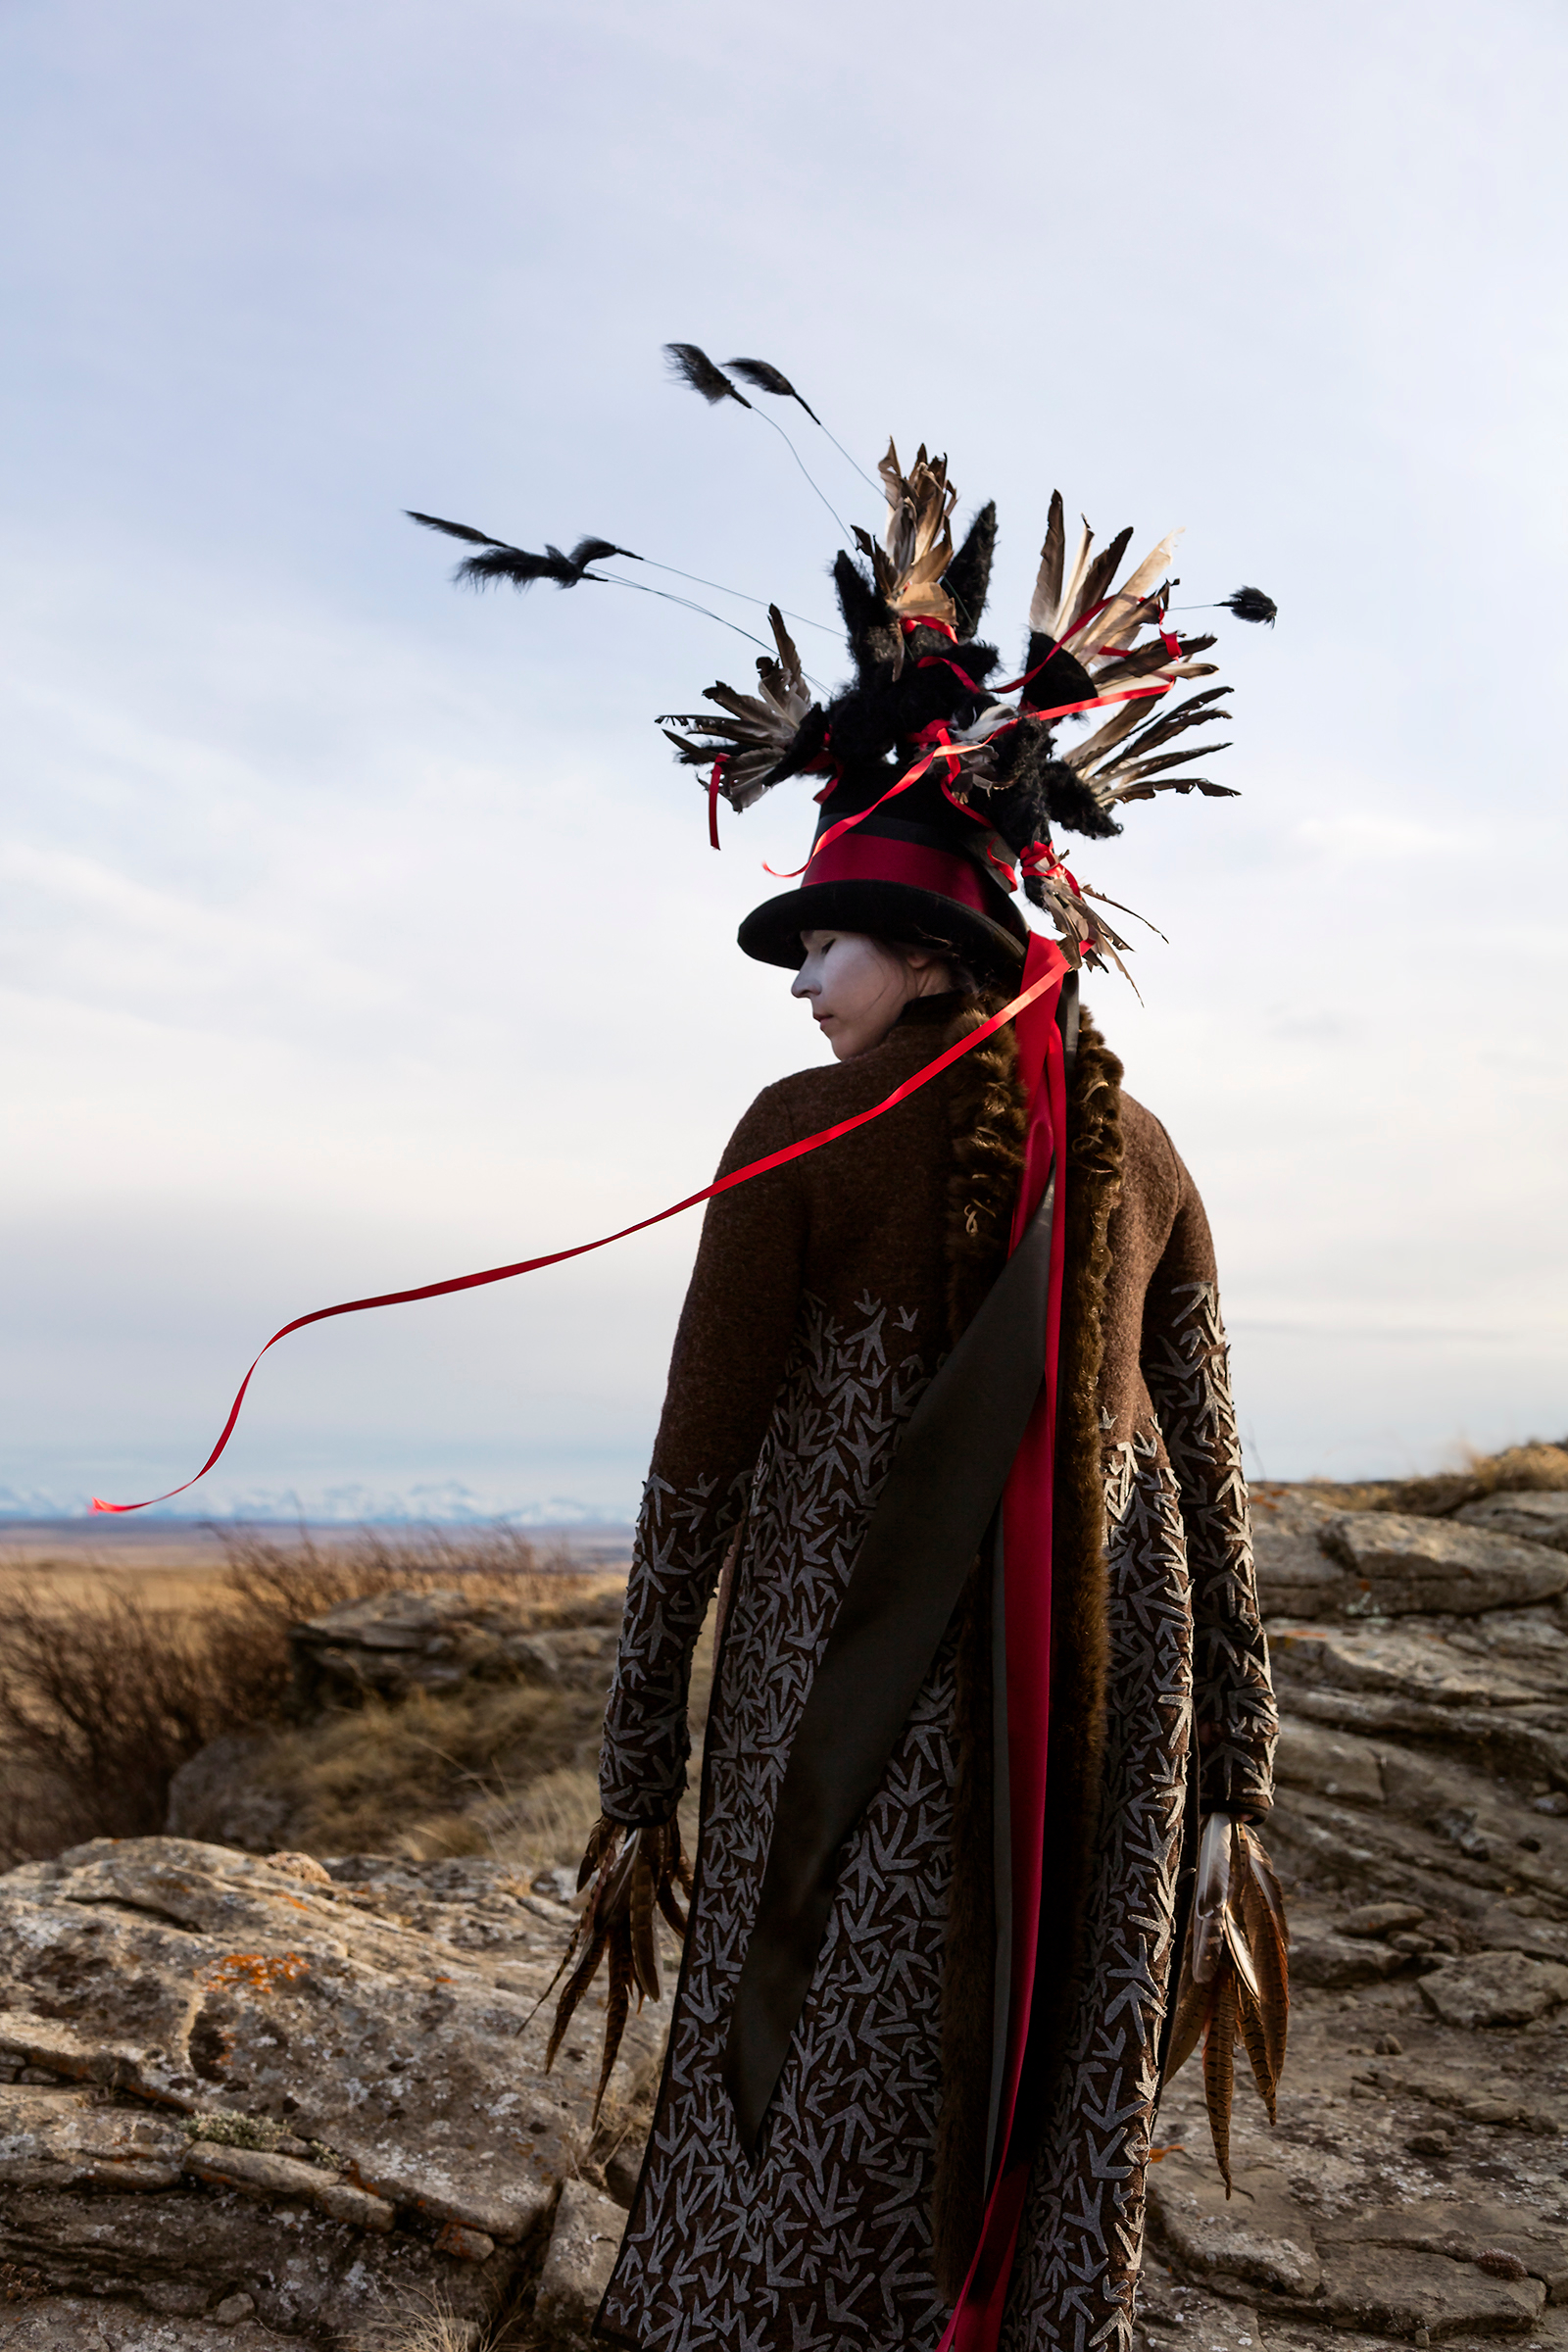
[1139,1150,1278,1818]
[598,1082,808,1826]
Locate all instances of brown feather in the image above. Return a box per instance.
[655,1882,689,1938]
[1164,1931,1216,2081]
[629,1843,662,2003]
[595,1939,632,2116]
[1203,1970,1239,2195]
[1033,492,1066,634]
[1235,1979,1278,2124]
[1070,527,1134,631]
[545,1918,611,2071]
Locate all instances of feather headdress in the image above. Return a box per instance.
[662,452,1249,975]
[409,365,1275,975]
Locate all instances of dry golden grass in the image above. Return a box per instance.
[0,1527,608,1869]
[204,1612,713,1876]
[1276,1434,1568,1519]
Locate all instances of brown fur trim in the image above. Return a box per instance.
[1016,1011,1123,2140]
[939,998,1027,1348]
[929,1003,1125,2289]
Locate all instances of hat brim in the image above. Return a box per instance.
[737,879,1029,987]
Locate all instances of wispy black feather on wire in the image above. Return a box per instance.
[662,343,854,534]
[1171,589,1278,625]
[727,355,880,495]
[662,343,752,408]
[406,510,799,655]
[1221,586,1278,625]
[725,357,821,425]
[406,512,638,590]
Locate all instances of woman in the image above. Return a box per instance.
[565,448,1279,2352]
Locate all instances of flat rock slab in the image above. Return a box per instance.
[1273,1718,1386,1805]
[1459,1492,1568,1552]
[1319,1512,1568,1614]
[0,2178,508,2339]
[1271,1625,1541,1706]
[1318,2198,1568,2299]
[289,1585,620,1706]
[0,2085,187,2192]
[535,2180,627,2344]
[1252,1498,1358,1620]
[1317,2242,1544,2334]
[1145,2154,1320,2295]
[0,2290,291,2347]
[1418,1947,1568,2028]
[0,1837,671,2338]
[1290,1930,1402,1988]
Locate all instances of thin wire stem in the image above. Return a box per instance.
[804,412,882,496]
[592,575,830,689]
[749,409,853,538]
[634,559,838,637]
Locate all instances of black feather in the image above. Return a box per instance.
[725,357,822,426]
[663,343,751,408]
[406,511,511,549]
[942,503,998,637]
[1221,586,1277,625]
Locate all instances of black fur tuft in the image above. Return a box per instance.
[1221,585,1277,625]
[663,343,751,408]
[725,358,822,426]
[832,552,901,676]
[984,721,1123,853]
[1018,634,1098,715]
[1042,764,1124,839]
[942,503,998,637]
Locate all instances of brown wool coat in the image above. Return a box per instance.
[595,993,1276,2352]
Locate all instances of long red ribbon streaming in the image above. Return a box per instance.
[938,932,1070,2352]
[90,957,1069,1514]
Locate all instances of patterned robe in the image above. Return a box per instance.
[594,999,1276,2352]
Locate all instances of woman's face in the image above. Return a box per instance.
[792,931,955,1060]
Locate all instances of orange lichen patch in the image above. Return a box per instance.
[204,1952,311,1994]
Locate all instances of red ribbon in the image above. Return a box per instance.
[91,956,1069,1514]
[938,930,1071,2352]
[708,756,726,851]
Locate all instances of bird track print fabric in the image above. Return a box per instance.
[597,1281,1267,2350]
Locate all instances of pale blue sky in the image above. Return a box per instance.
[3,0,1564,1517]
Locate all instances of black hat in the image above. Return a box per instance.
[736,770,1029,986]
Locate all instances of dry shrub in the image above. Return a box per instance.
[209,1524,590,1724]
[0,1525,596,1868]
[1368,1436,1568,1520]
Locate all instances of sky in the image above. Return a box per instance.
[2,0,1564,1521]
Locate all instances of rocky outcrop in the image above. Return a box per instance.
[1459,1491,1568,1551]
[1145,1488,1568,2348]
[0,1841,667,2345]
[287,1585,623,1710]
